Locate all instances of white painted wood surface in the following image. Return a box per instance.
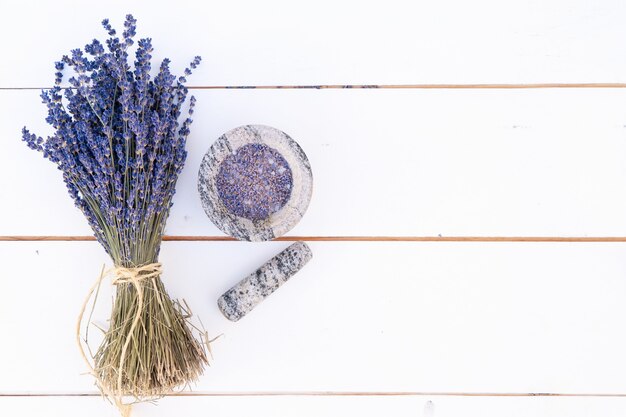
[7,88,626,237]
[2,0,626,415]
[4,395,626,417]
[3,241,626,393]
[2,0,626,86]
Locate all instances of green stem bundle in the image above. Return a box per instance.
[93,275,209,399]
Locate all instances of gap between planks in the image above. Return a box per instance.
[2,392,626,398]
[3,83,626,91]
[2,236,626,242]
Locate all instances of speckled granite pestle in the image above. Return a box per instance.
[218,242,313,321]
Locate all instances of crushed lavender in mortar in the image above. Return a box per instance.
[216,143,293,221]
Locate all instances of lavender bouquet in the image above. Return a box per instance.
[22,15,208,407]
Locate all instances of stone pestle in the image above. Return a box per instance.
[218,242,313,321]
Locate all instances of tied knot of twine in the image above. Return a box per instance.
[112,263,163,286]
[76,262,163,417]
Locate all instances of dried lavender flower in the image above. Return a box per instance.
[22,14,208,406]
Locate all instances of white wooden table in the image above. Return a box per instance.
[2,1,626,415]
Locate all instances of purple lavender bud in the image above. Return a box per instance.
[102,18,116,36]
[23,15,201,265]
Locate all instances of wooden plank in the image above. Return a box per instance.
[1,0,626,87]
[3,394,626,417]
[2,241,626,393]
[5,88,626,237]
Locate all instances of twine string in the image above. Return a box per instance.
[76,263,163,417]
